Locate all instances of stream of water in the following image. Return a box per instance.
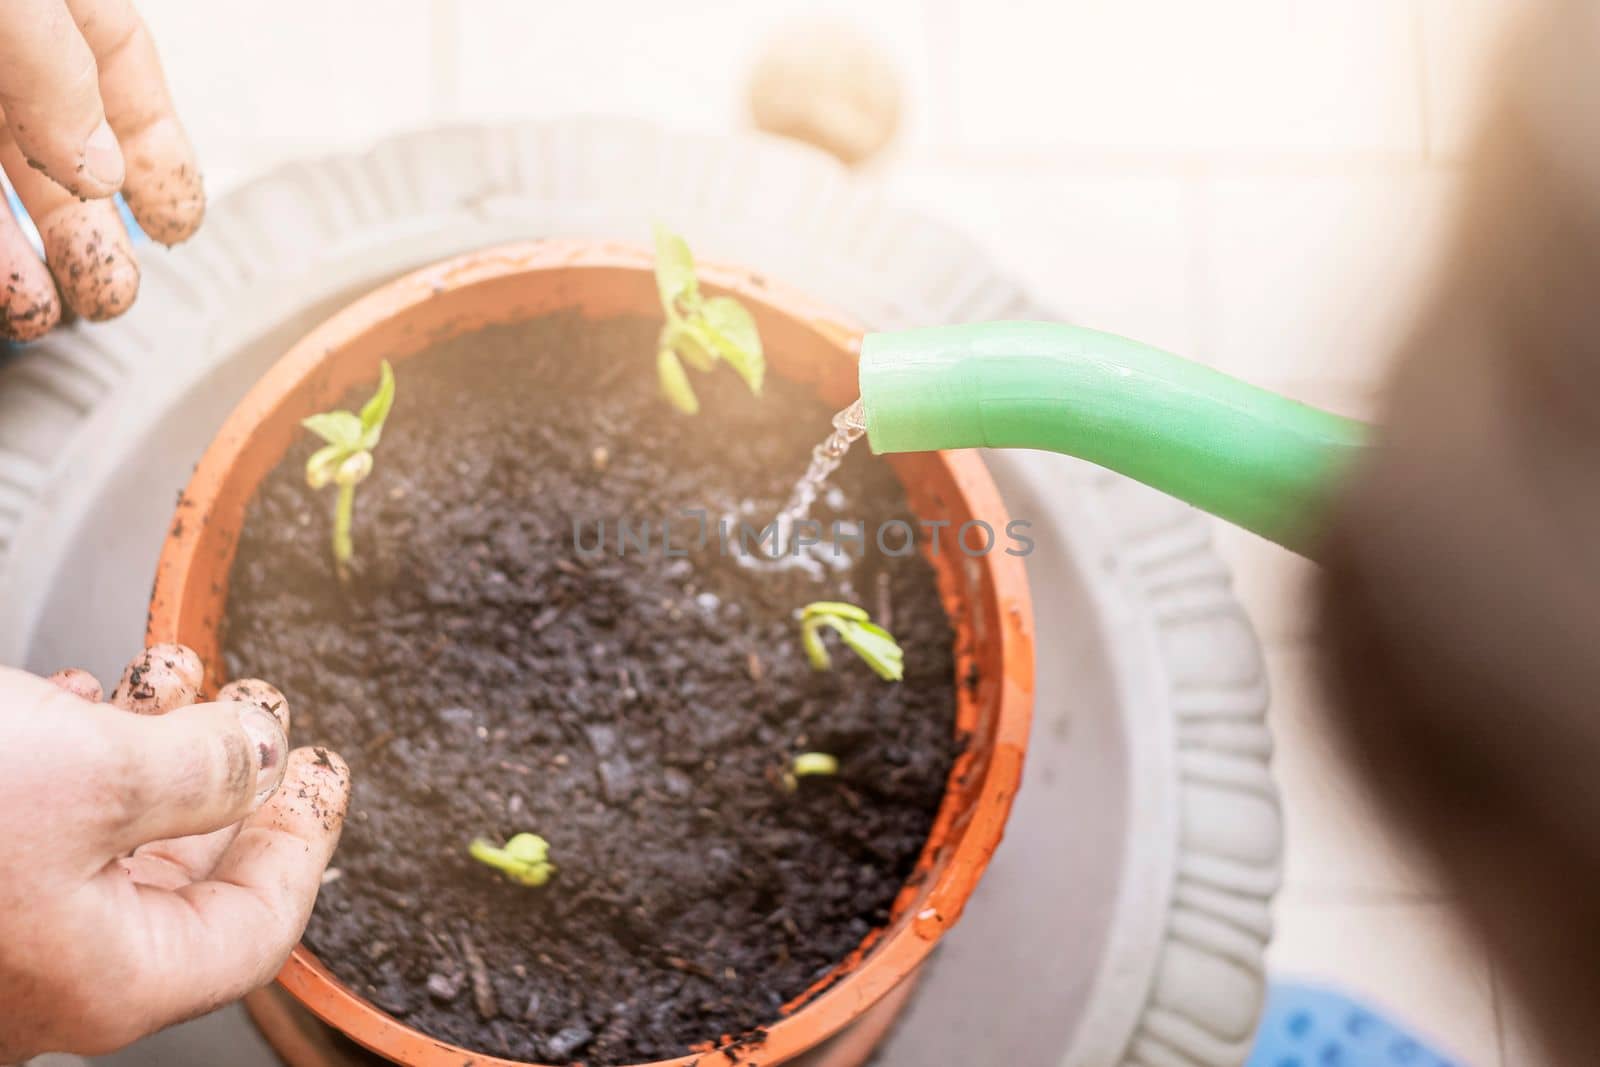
[717,398,869,579]
[771,397,867,553]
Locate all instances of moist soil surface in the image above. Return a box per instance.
[222,313,958,1065]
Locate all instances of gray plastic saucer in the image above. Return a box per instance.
[0,120,1279,1067]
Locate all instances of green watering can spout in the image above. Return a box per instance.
[858,322,1369,557]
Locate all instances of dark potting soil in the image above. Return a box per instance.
[221,313,959,1065]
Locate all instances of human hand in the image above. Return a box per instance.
[0,645,349,1061]
[0,0,204,341]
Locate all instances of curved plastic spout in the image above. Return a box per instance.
[859,322,1368,556]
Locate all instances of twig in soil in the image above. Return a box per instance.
[570,887,632,913]
[459,932,498,1020]
[529,604,564,632]
[664,954,715,979]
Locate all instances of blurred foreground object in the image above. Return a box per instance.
[1318,2,1600,1064]
[748,19,901,165]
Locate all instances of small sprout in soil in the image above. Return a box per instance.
[302,360,396,574]
[469,832,555,887]
[798,601,904,681]
[784,751,840,791]
[652,223,765,415]
[792,751,840,778]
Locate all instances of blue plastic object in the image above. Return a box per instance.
[1,186,144,357]
[1248,982,1467,1067]
[3,185,145,256]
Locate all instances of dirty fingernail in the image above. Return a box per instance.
[218,678,291,734]
[84,120,125,189]
[239,704,289,808]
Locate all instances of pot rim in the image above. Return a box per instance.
[147,239,1034,1067]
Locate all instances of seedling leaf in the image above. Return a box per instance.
[301,363,398,571]
[658,348,699,415]
[792,752,839,778]
[649,226,764,412]
[662,321,715,371]
[701,296,765,394]
[301,411,362,449]
[469,832,555,888]
[358,360,396,448]
[798,601,904,682]
[832,619,905,681]
[782,750,840,792]
[653,223,699,312]
[801,601,869,622]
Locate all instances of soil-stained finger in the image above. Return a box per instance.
[216,679,291,735]
[92,748,352,1025]
[0,194,60,341]
[48,666,103,703]
[114,678,290,886]
[0,126,137,321]
[66,0,203,244]
[111,643,203,715]
[37,198,136,321]
[0,0,123,198]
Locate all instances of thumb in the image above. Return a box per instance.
[105,700,289,854]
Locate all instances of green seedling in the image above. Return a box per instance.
[469,832,555,887]
[653,224,764,415]
[302,360,395,574]
[783,751,840,792]
[792,751,840,778]
[798,601,904,682]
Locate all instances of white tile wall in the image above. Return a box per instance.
[1199,171,1461,388]
[138,1,440,189]
[117,1,1530,1063]
[948,1,1424,159]
[451,0,939,154]
[886,167,1199,353]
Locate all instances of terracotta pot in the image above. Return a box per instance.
[146,239,1035,1067]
